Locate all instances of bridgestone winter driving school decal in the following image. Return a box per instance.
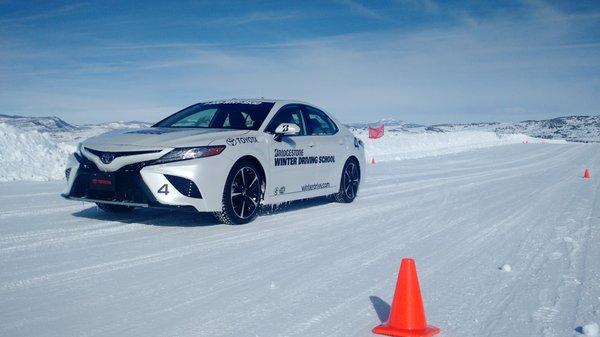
[273,149,335,166]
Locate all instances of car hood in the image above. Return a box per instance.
[83,127,250,150]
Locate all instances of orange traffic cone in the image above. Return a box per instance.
[371,157,376,165]
[372,258,440,337]
[583,169,591,179]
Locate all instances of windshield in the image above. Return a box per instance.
[153,101,275,130]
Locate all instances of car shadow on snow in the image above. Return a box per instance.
[69,196,336,227]
[258,196,335,217]
[70,206,221,227]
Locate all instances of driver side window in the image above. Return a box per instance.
[265,105,306,135]
[223,111,254,129]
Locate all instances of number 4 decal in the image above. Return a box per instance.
[158,184,169,195]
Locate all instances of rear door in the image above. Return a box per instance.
[266,105,319,200]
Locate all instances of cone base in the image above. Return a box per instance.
[372,323,440,337]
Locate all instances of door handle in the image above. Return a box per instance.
[308,142,316,148]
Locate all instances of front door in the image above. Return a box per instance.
[266,105,318,200]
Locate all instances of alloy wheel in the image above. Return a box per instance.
[230,167,261,219]
[343,162,360,199]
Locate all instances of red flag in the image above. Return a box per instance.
[368,125,384,139]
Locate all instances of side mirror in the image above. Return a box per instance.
[273,123,300,141]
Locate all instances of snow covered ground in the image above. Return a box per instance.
[0,143,598,337]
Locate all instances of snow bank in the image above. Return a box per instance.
[583,323,599,337]
[354,130,566,162]
[0,122,568,182]
[0,123,74,182]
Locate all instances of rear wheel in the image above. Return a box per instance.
[334,159,360,203]
[214,160,263,225]
[96,203,135,213]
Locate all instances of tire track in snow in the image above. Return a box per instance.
[0,222,143,254]
[0,217,317,292]
[0,191,58,199]
[472,146,600,337]
[0,204,86,219]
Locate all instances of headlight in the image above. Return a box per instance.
[152,145,226,164]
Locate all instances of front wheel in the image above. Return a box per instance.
[214,160,263,225]
[334,159,360,203]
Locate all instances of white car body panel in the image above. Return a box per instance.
[63,99,365,213]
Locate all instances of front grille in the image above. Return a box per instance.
[69,156,157,205]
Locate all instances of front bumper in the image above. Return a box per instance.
[62,152,230,212]
[61,195,150,208]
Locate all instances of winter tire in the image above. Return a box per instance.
[214,160,263,225]
[335,158,360,203]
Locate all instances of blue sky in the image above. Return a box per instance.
[1,0,599,124]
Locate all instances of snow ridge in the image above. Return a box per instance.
[0,112,575,182]
[0,124,74,182]
[355,130,565,162]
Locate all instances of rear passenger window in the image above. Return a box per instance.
[303,106,338,135]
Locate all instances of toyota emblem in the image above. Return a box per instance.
[100,153,115,164]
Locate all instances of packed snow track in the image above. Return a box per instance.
[1,144,598,337]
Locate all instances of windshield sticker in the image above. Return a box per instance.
[226,136,258,146]
[204,99,262,105]
[274,149,335,167]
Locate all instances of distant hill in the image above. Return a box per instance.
[0,114,152,133]
[81,121,153,129]
[432,115,600,143]
[0,114,152,143]
[348,115,600,143]
[1,113,598,143]
[0,114,79,133]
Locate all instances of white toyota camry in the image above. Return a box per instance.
[62,99,365,224]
